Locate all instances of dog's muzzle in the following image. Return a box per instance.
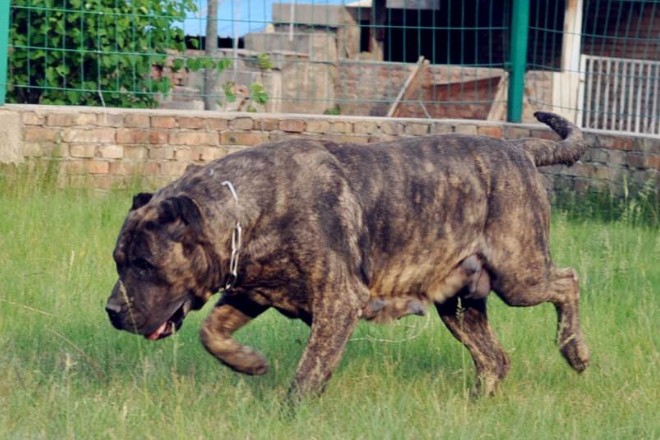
[105,300,124,330]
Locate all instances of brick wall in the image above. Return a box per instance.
[0,104,658,197]
[582,2,660,61]
[336,61,507,119]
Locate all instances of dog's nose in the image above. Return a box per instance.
[105,302,124,329]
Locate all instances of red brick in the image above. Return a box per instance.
[125,114,151,128]
[123,146,148,160]
[640,138,660,155]
[62,128,115,143]
[267,132,291,143]
[430,124,453,134]
[74,113,98,126]
[109,161,136,176]
[151,116,177,129]
[99,144,124,159]
[169,131,218,146]
[148,146,175,160]
[592,165,617,181]
[306,120,331,134]
[174,148,196,162]
[354,121,378,134]
[478,126,503,138]
[220,131,269,146]
[646,155,660,170]
[117,128,150,144]
[380,121,403,135]
[22,142,45,157]
[61,160,86,175]
[149,131,168,145]
[331,121,352,134]
[279,119,306,133]
[230,117,254,130]
[178,117,205,129]
[611,137,634,151]
[46,113,75,127]
[200,146,227,161]
[405,123,430,136]
[599,135,634,151]
[23,127,60,142]
[21,111,45,126]
[116,129,166,145]
[97,113,124,127]
[628,154,660,170]
[503,127,531,139]
[205,119,229,131]
[142,162,161,175]
[69,144,96,158]
[254,118,279,131]
[85,160,109,174]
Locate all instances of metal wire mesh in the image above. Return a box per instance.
[527,0,660,134]
[2,0,659,134]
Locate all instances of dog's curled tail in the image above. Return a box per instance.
[519,111,587,167]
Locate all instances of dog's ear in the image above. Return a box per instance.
[158,195,203,232]
[131,192,153,211]
[184,163,203,174]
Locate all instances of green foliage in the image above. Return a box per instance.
[222,81,237,104]
[218,81,269,112]
[8,0,196,107]
[553,180,659,228]
[323,105,341,115]
[178,55,232,74]
[256,53,273,71]
[246,83,268,112]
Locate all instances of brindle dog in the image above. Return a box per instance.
[361,254,489,323]
[106,112,590,401]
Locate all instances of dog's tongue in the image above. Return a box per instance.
[147,322,168,341]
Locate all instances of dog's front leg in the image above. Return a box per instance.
[200,294,269,375]
[287,288,362,404]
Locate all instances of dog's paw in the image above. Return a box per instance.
[560,334,590,373]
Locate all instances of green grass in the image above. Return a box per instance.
[0,177,658,439]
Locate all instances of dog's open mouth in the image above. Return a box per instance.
[146,300,189,341]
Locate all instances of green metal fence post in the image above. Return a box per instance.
[0,0,10,105]
[507,0,530,123]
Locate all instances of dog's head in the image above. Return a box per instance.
[105,192,219,340]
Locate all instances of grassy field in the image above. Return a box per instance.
[0,177,658,439]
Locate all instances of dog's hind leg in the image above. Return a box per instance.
[552,267,590,372]
[493,265,589,373]
[435,295,510,397]
[200,294,270,375]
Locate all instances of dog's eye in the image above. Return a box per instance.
[132,258,154,274]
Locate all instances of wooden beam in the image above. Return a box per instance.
[387,56,429,118]
[561,0,583,72]
[487,73,509,121]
